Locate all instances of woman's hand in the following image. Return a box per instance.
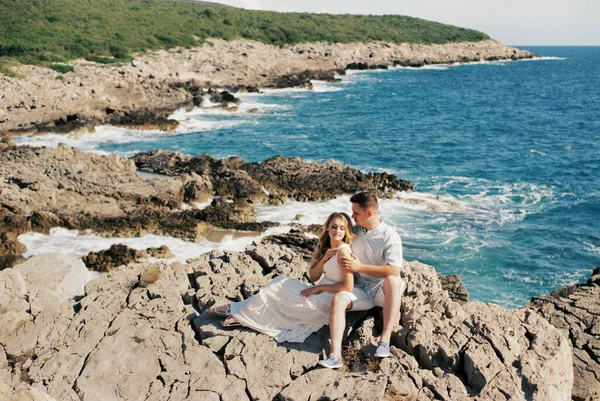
[300,286,323,298]
[322,247,338,262]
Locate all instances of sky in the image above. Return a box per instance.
[209,0,599,46]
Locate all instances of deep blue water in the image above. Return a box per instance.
[17,46,600,307]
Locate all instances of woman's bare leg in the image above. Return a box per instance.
[329,292,353,358]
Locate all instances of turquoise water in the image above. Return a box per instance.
[16,47,600,307]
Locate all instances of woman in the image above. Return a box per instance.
[208,212,357,345]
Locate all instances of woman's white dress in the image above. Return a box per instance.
[229,244,351,343]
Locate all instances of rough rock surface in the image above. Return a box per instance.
[2,144,410,256]
[82,244,176,272]
[0,254,26,271]
[438,273,470,304]
[0,239,574,400]
[82,244,150,272]
[0,39,534,135]
[261,229,319,263]
[133,150,413,201]
[528,266,600,401]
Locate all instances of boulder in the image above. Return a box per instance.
[528,266,600,401]
[13,254,92,315]
[183,173,213,203]
[82,244,148,272]
[438,273,470,304]
[145,245,175,259]
[261,229,319,263]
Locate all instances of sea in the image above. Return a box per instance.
[14,46,600,308]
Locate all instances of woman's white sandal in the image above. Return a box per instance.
[207,304,231,317]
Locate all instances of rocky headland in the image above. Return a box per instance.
[0,39,535,136]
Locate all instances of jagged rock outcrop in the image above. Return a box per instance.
[528,266,600,401]
[5,144,414,256]
[0,143,183,217]
[133,150,413,202]
[82,244,175,272]
[188,243,573,400]
[438,273,470,304]
[266,69,342,90]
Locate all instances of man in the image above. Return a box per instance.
[318,191,405,369]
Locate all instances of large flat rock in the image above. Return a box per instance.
[0,244,575,400]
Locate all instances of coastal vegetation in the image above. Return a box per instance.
[0,0,489,69]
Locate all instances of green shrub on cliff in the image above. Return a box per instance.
[0,0,490,67]
[48,63,73,74]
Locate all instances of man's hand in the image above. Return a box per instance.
[340,253,362,273]
[300,286,322,297]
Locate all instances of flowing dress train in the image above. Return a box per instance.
[229,243,351,343]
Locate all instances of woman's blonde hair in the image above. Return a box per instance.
[309,212,355,270]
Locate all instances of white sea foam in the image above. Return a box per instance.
[259,87,311,94]
[13,125,172,153]
[521,56,567,61]
[394,191,471,214]
[311,80,344,92]
[256,196,352,226]
[12,118,243,154]
[17,226,292,264]
[530,149,547,156]
[583,241,600,254]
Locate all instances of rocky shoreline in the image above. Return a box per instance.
[0,142,598,399]
[2,38,598,400]
[0,144,411,263]
[1,235,590,400]
[0,39,535,136]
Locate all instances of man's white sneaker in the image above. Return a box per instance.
[374,342,390,358]
[318,355,344,369]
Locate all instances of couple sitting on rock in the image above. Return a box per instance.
[208,191,406,369]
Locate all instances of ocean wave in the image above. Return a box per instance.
[310,80,344,92]
[394,191,472,214]
[425,176,556,226]
[583,241,600,254]
[256,196,352,225]
[13,119,244,153]
[520,56,567,61]
[13,126,172,153]
[17,226,292,264]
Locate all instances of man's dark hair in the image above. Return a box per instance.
[350,191,378,210]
